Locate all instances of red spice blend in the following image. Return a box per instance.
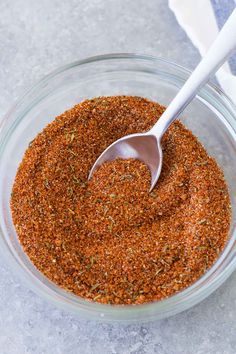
[11,96,231,305]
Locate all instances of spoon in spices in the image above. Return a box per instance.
[89,9,236,191]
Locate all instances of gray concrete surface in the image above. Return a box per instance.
[0,0,236,353]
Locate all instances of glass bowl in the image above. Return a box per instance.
[1,53,236,323]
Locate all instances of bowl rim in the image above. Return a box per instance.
[1,52,236,322]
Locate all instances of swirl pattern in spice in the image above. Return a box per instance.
[11,96,231,305]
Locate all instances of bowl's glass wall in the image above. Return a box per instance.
[1,55,236,322]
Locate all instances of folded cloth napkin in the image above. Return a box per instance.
[169,0,236,104]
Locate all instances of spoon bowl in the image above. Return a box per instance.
[89,133,163,191]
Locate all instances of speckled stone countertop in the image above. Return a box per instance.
[0,1,236,353]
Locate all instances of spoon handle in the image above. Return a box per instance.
[149,8,236,138]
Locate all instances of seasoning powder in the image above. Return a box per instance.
[11,96,231,305]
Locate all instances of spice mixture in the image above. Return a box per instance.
[11,96,231,305]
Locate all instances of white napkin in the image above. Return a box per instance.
[169,0,236,103]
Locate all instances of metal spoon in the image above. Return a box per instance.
[89,8,236,191]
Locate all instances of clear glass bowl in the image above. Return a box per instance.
[1,54,236,323]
